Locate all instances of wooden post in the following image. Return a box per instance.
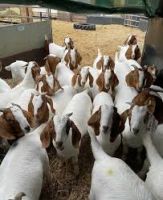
[20,7,33,23]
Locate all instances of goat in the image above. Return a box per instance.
[0,104,34,140]
[52,85,76,115]
[49,37,74,58]
[0,62,41,108]
[0,123,49,200]
[71,67,93,92]
[94,68,119,98]
[5,60,28,85]
[41,90,92,175]
[62,48,82,70]
[123,34,141,62]
[88,129,155,200]
[55,62,74,87]
[36,73,63,96]
[41,54,61,75]
[88,92,124,155]
[93,49,115,71]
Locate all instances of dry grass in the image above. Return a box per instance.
[2,20,146,200]
[52,20,145,66]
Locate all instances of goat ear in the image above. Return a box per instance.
[147,99,156,113]
[45,59,52,75]
[54,77,63,92]
[40,119,55,148]
[110,108,124,142]
[96,73,105,91]
[96,57,103,70]
[120,109,130,125]
[72,74,78,86]
[125,70,137,88]
[46,96,55,113]
[28,94,34,117]
[111,72,119,91]
[0,130,16,140]
[70,120,81,148]
[134,45,141,61]
[109,57,115,70]
[88,72,94,87]
[22,110,35,128]
[88,108,101,136]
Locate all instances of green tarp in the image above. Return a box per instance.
[0,0,160,17]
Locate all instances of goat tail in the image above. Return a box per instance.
[88,127,108,161]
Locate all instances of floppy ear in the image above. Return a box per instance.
[46,96,55,113]
[134,45,141,61]
[96,72,105,91]
[40,119,55,148]
[96,57,103,70]
[0,128,16,140]
[70,120,81,148]
[88,72,94,87]
[28,93,34,116]
[54,77,63,92]
[110,108,124,143]
[126,70,138,89]
[108,57,115,70]
[22,110,35,128]
[147,99,156,113]
[120,109,130,125]
[111,72,119,91]
[72,73,78,87]
[45,59,52,75]
[88,108,101,136]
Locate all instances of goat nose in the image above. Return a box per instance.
[25,126,30,132]
[56,141,63,148]
[133,128,139,135]
[103,126,109,133]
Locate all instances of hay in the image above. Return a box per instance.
[52,20,145,66]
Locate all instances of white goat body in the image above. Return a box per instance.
[0,62,38,108]
[0,78,11,93]
[55,62,74,86]
[49,43,66,58]
[0,124,49,200]
[90,92,121,155]
[5,60,28,85]
[89,130,156,200]
[52,85,76,115]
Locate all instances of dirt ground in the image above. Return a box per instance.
[40,20,146,200]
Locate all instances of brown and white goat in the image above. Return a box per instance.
[41,90,92,175]
[71,67,93,91]
[36,73,63,96]
[95,68,119,97]
[93,49,115,71]
[0,104,34,140]
[28,93,55,126]
[42,54,61,75]
[63,48,82,70]
[88,92,124,155]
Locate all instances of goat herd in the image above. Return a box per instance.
[0,35,163,200]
